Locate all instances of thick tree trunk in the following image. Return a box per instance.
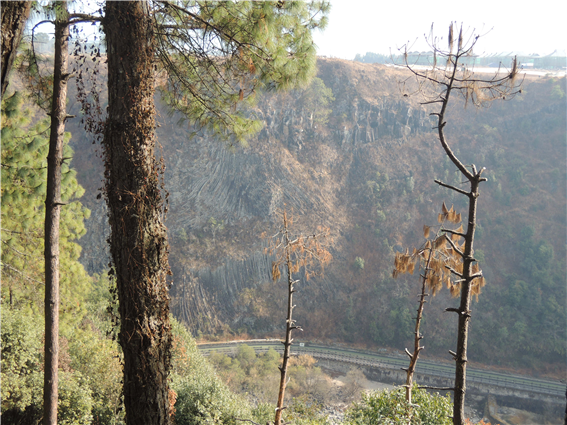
[452,179,480,425]
[103,3,172,424]
[1,1,31,96]
[43,10,70,425]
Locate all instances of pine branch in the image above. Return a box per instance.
[434,179,470,196]
[442,228,466,238]
[443,234,464,257]
[445,265,463,278]
[1,261,44,285]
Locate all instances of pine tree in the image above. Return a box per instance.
[1,91,91,321]
[399,23,521,425]
[101,2,329,423]
[1,89,96,424]
[155,0,330,142]
[14,4,101,420]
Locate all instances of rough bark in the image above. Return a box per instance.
[451,178,480,425]
[1,1,31,96]
[103,2,172,424]
[43,9,70,425]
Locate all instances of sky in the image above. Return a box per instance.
[312,0,566,59]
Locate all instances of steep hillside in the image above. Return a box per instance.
[69,59,566,376]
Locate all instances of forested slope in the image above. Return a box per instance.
[1,90,257,423]
[68,58,566,376]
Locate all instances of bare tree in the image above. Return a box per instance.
[268,211,331,425]
[394,205,470,411]
[399,23,522,425]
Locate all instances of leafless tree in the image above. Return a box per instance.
[268,211,331,425]
[394,205,474,412]
[399,23,522,425]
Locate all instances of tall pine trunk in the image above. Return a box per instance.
[433,62,484,425]
[43,7,70,424]
[1,1,31,95]
[451,178,480,424]
[103,3,172,424]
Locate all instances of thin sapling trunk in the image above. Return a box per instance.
[395,217,461,409]
[269,211,330,425]
[43,6,71,423]
[274,212,297,425]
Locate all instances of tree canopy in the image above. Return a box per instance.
[154,0,330,142]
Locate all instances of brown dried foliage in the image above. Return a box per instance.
[399,22,523,110]
[268,213,332,283]
[393,204,486,299]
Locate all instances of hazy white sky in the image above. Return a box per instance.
[312,0,566,59]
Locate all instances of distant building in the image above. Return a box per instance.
[354,50,567,70]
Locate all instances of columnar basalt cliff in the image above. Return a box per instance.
[71,58,566,375]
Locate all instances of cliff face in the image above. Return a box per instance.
[158,60,442,334]
[71,59,566,373]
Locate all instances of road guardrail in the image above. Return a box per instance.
[198,340,565,398]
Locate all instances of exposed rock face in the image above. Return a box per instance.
[162,59,436,231]
[76,59,437,275]
[156,60,440,332]
[78,201,110,273]
[72,59,566,374]
[157,59,446,331]
[165,135,332,231]
[185,251,274,331]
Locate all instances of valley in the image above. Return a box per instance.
[68,58,566,379]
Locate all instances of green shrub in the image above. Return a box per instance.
[58,372,94,425]
[1,308,102,425]
[1,307,44,416]
[354,257,365,270]
[345,385,452,425]
[67,326,123,424]
[170,319,252,425]
[252,397,328,425]
[376,210,387,223]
